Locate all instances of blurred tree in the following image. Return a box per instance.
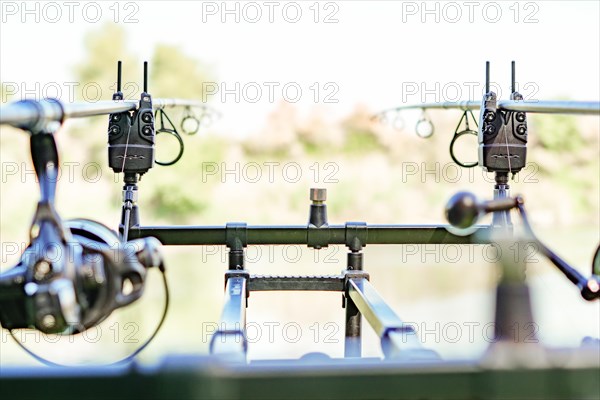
[150,44,212,99]
[74,24,139,101]
[531,113,584,152]
[70,24,216,222]
[74,25,213,101]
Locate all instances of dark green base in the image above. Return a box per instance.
[2,356,599,400]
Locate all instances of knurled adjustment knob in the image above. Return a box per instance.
[310,188,327,203]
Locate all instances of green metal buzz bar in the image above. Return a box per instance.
[128,224,490,246]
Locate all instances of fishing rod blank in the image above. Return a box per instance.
[0,98,212,132]
[378,100,600,116]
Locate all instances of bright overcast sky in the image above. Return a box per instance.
[1,1,599,136]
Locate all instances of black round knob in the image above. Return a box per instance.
[445,191,480,229]
[485,124,496,135]
[516,125,527,135]
[516,112,526,122]
[484,111,496,122]
[142,126,153,136]
[141,112,153,123]
[109,125,121,135]
[111,114,121,122]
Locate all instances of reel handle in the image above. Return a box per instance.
[445,191,599,301]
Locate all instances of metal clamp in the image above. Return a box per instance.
[344,270,370,285]
[226,223,247,270]
[307,188,330,249]
[343,270,370,309]
[226,223,247,250]
[224,270,250,297]
[345,222,367,252]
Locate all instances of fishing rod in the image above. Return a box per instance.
[375,61,599,143]
[0,95,217,132]
[376,99,600,116]
[376,98,599,141]
[1,60,219,142]
[375,62,600,173]
[376,61,600,251]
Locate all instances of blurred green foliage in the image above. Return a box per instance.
[342,130,385,154]
[150,44,211,99]
[74,24,139,99]
[532,114,584,152]
[70,24,215,221]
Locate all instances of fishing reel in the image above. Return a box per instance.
[0,217,163,334]
[0,108,166,367]
[445,191,600,301]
